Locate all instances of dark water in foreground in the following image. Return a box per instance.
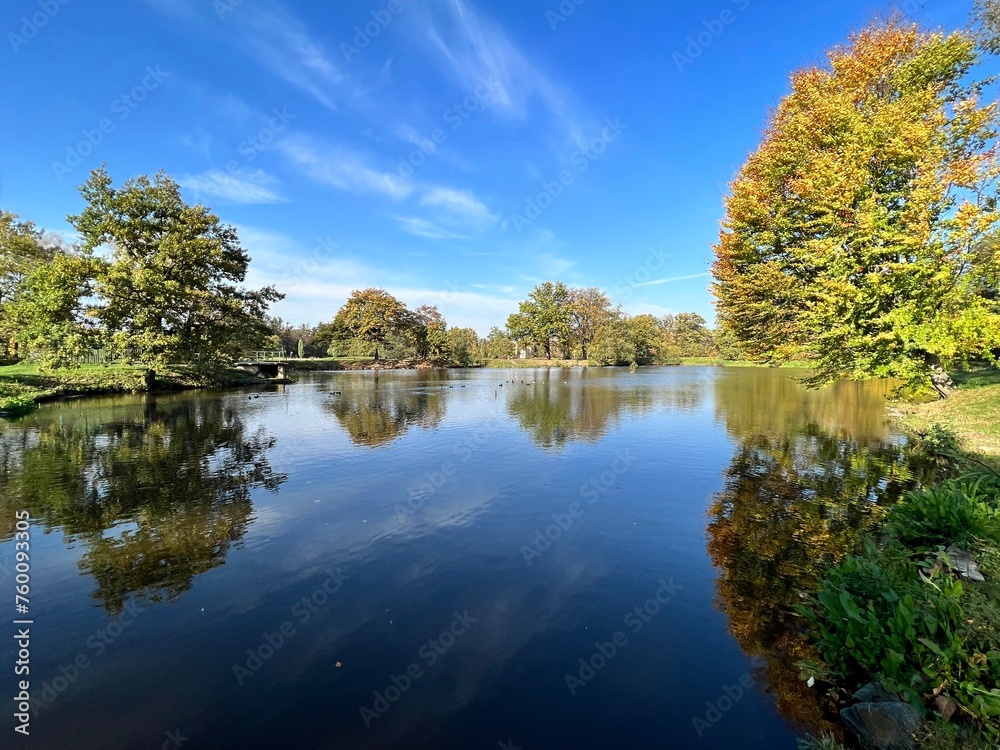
[0,367,931,749]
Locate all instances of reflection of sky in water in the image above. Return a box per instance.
[0,367,920,749]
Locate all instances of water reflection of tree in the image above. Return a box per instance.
[505,370,665,448]
[324,375,447,447]
[0,397,285,613]
[707,372,937,733]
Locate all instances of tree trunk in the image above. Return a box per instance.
[144,368,157,391]
[374,346,379,362]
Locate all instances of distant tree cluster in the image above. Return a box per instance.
[505,280,717,365]
[0,168,281,376]
[314,288,485,366]
[311,282,719,368]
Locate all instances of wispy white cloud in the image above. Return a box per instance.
[280,135,413,199]
[394,216,470,240]
[240,4,344,109]
[415,0,588,150]
[634,272,710,287]
[421,187,496,223]
[145,0,347,110]
[180,169,287,204]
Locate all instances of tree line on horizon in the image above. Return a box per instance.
[260,282,721,367]
[0,167,718,375]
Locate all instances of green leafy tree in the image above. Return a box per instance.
[0,210,57,310]
[71,168,282,379]
[2,252,99,369]
[447,327,481,366]
[484,326,516,359]
[297,338,305,358]
[506,281,572,359]
[332,288,411,361]
[712,24,1000,396]
[413,305,451,361]
[667,312,715,357]
[569,287,615,360]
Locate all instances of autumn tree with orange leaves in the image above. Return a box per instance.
[712,23,1000,396]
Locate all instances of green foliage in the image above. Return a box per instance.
[70,168,282,374]
[663,312,715,357]
[2,252,100,369]
[888,479,1000,548]
[713,23,1000,393]
[484,327,515,359]
[331,288,412,361]
[801,473,1000,729]
[507,281,572,359]
[446,327,480,366]
[0,209,58,312]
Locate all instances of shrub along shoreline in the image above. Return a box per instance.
[796,376,1000,749]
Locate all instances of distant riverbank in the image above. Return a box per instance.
[0,363,265,416]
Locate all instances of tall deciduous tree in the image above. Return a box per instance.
[332,288,411,361]
[569,287,615,360]
[712,23,1000,396]
[71,169,282,377]
[506,281,572,359]
[413,305,451,361]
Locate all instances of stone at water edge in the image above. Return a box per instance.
[840,702,921,750]
[944,546,986,583]
[852,683,901,704]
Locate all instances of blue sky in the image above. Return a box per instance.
[1,0,974,333]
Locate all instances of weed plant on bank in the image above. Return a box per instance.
[799,468,1000,745]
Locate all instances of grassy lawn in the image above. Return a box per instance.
[895,365,1000,459]
[0,362,260,415]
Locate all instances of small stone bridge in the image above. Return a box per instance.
[235,351,290,380]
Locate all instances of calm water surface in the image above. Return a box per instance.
[0,367,931,749]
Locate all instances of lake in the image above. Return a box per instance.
[0,366,934,749]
